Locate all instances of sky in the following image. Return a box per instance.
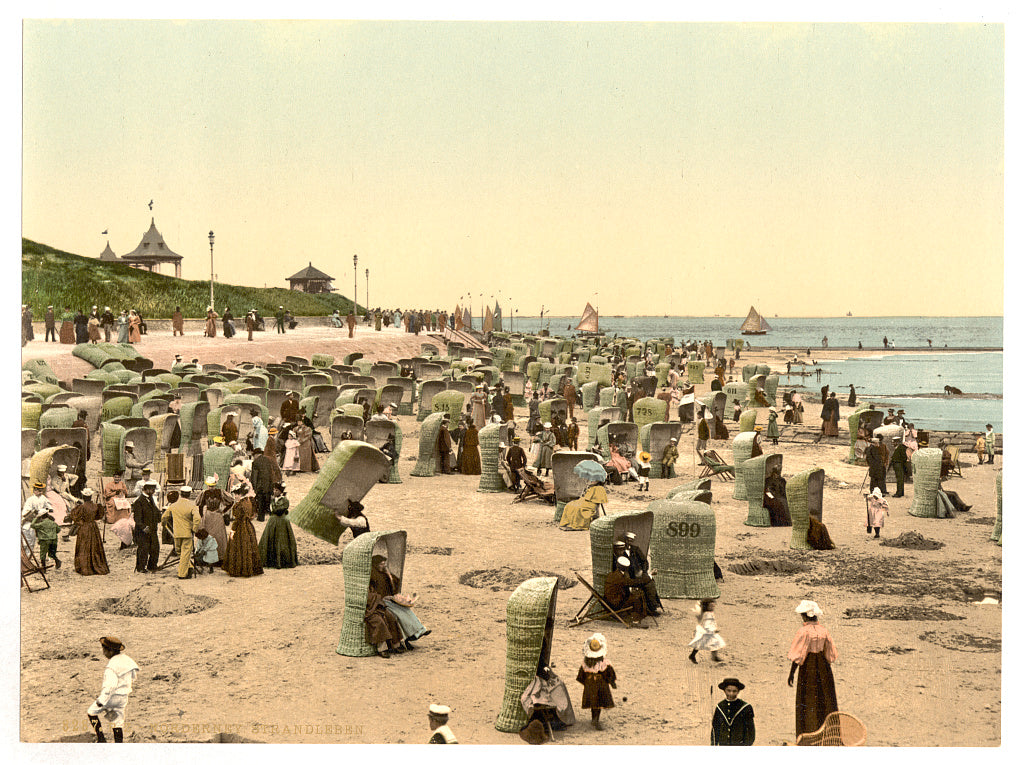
[20,17,1006,317]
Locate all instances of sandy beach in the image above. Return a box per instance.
[20,325,1002,745]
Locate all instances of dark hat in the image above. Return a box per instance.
[100,636,125,652]
[718,677,745,691]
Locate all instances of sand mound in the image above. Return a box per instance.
[99,581,218,617]
[727,558,807,576]
[458,567,576,591]
[920,630,1001,653]
[298,548,345,566]
[880,531,945,550]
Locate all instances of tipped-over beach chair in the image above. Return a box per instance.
[336,530,407,657]
[698,450,735,481]
[496,577,559,733]
[515,469,556,505]
[290,441,391,545]
[795,711,866,746]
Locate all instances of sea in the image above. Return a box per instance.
[500,316,1003,433]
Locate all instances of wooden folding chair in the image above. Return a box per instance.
[698,450,735,481]
[21,534,50,592]
[513,469,556,505]
[566,571,633,628]
[944,445,964,478]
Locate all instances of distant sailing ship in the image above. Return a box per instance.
[846,311,853,317]
[739,306,772,335]
[574,302,604,337]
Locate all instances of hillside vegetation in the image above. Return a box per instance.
[21,239,360,318]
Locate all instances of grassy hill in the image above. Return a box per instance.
[21,239,360,319]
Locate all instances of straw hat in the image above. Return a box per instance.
[32,481,46,490]
[639,451,651,461]
[213,436,225,444]
[80,488,94,497]
[125,441,134,448]
[543,422,551,429]
[583,633,607,659]
[795,600,823,617]
[205,476,217,486]
[57,464,67,472]
[180,485,192,495]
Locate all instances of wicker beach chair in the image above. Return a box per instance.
[178,401,210,447]
[496,577,559,733]
[385,377,416,415]
[551,451,597,521]
[731,432,757,500]
[697,450,734,482]
[788,467,825,550]
[430,390,465,424]
[330,415,366,447]
[795,711,866,746]
[477,422,506,493]
[364,420,402,484]
[305,384,339,428]
[742,453,782,527]
[417,380,447,421]
[597,422,638,456]
[641,423,683,479]
[667,477,712,495]
[632,397,668,431]
[909,448,943,518]
[289,441,390,545]
[335,530,407,657]
[648,498,719,600]
[738,409,758,433]
[410,412,445,478]
[29,445,82,492]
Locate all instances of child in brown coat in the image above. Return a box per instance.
[576,633,617,730]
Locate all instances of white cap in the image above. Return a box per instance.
[57,464,67,472]
[125,441,134,448]
[428,704,451,717]
[81,488,94,497]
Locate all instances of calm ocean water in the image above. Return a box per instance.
[500,315,1003,432]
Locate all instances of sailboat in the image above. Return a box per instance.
[739,306,772,335]
[574,302,603,337]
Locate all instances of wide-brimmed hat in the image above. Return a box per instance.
[639,451,651,461]
[543,422,551,428]
[31,480,46,490]
[213,436,225,444]
[583,633,607,659]
[124,440,134,448]
[718,678,745,691]
[795,600,823,617]
[205,476,217,486]
[268,427,278,435]
[871,487,884,499]
[80,487,94,497]
[769,407,777,413]
[56,464,67,472]
[100,636,124,652]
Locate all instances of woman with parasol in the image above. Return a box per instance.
[558,460,608,531]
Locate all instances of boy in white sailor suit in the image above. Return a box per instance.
[87,636,139,743]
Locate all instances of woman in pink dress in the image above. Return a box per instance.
[787,600,839,738]
[127,311,142,343]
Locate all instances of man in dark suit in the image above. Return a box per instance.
[132,481,161,572]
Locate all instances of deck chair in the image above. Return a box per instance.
[514,469,556,504]
[21,533,51,592]
[698,450,735,481]
[796,711,867,746]
[943,445,963,478]
[567,571,633,628]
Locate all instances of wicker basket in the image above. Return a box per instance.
[731,432,757,500]
[908,448,942,518]
[336,530,407,657]
[648,498,720,600]
[411,412,445,477]
[742,453,782,527]
[290,441,391,544]
[495,577,558,733]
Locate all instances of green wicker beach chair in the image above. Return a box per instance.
[364,420,402,483]
[430,390,465,423]
[788,467,825,550]
[909,448,943,518]
[38,406,75,431]
[640,422,682,479]
[992,471,1002,545]
[495,577,559,733]
[22,358,59,385]
[551,450,598,522]
[648,498,720,600]
[587,510,654,600]
[101,396,134,423]
[597,422,638,456]
[21,401,43,431]
[742,453,782,527]
[290,440,391,544]
[477,422,506,493]
[29,445,82,489]
[731,432,757,500]
[738,409,757,433]
[632,397,667,431]
[686,361,705,384]
[336,530,407,657]
[411,412,445,478]
[22,428,37,461]
[201,445,235,492]
[331,414,365,446]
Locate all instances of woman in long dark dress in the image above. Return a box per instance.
[259,483,298,568]
[69,490,109,575]
[223,486,263,577]
[461,422,482,475]
[787,600,838,738]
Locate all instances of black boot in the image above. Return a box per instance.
[113,727,124,743]
[89,715,106,743]
[688,649,698,664]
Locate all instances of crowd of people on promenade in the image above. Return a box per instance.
[23,305,147,347]
[20,324,998,746]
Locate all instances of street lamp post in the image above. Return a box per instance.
[208,231,215,311]
[353,254,358,316]
[365,268,369,315]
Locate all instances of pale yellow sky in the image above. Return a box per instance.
[21,20,1004,316]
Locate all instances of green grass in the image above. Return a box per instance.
[22,238,361,318]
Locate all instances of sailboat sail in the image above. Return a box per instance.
[462,307,473,330]
[493,302,502,331]
[575,302,600,333]
[483,306,494,333]
[739,306,772,334]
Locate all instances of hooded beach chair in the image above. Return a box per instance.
[648,498,719,600]
[909,448,944,518]
[411,412,446,477]
[788,467,825,550]
[496,577,560,733]
[552,450,599,521]
[289,440,390,544]
[336,530,407,657]
[742,453,782,527]
[731,432,757,499]
[568,510,654,627]
[364,420,403,484]
[641,423,682,479]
